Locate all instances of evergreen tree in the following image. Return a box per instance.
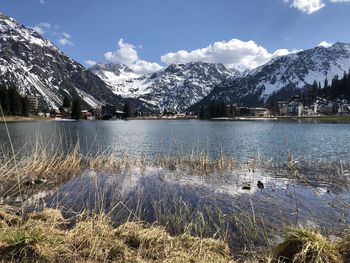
[324,78,328,89]
[209,101,217,118]
[134,109,139,118]
[199,106,204,119]
[0,86,10,115]
[219,101,227,117]
[123,100,132,118]
[21,97,30,116]
[304,68,350,103]
[71,98,82,120]
[7,87,22,116]
[62,96,71,107]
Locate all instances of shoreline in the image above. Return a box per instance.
[208,115,350,123]
[0,116,53,123]
[1,115,350,123]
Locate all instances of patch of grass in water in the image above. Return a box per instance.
[273,226,343,263]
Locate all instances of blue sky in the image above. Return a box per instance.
[1,0,350,73]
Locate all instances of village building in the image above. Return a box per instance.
[277,101,289,116]
[58,107,71,118]
[27,96,38,113]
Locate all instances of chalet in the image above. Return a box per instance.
[338,104,350,114]
[287,101,303,116]
[278,96,303,116]
[250,107,270,117]
[116,110,125,119]
[82,110,95,120]
[59,107,71,118]
[315,99,338,115]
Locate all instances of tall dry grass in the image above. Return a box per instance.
[0,208,233,262]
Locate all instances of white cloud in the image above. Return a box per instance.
[32,26,44,35]
[285,0,326,14]
[39,0,45,4]
[58,38,74,46]
[104,39,162,74]
[161,39,292,71]
[129,60,163,75]
[58,33,74,46]
[32,22,74,46]
[85,60,97,66]
[31,22,51,35]
[62,32,71,39]
[318,41,333,47]
[104,39,139,65]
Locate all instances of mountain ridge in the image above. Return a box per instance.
[90,61,233,112]
[190,42,350,110]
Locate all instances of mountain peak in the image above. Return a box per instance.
[0,12,123,110]
[90,63,134,75]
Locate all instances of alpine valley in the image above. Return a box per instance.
[1,12,350,112]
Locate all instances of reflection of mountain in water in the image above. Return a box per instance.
[33,167,350,250]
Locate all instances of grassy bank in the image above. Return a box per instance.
[0,208,349,262]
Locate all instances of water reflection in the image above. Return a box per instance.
[25,167,350,250]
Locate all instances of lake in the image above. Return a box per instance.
[1,119,350,250]
[1,119,350,162]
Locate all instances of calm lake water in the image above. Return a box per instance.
[0,119,350,161]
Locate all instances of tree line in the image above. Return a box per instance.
[301,70,350,105]
[0,85,30,116]
[199,101,235,119]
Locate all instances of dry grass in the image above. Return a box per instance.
[273,227,343,263]
[0,208,233,262]
[0,210,66,262]
[337,230,350,263]
[154,150,238,176]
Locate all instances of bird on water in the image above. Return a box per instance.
[257,181,264,189]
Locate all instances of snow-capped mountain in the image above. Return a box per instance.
[0,13,123,109]
[3,12,350,113]
[91,61,232,112]
[90,63,149,97]
[194,42,350,108]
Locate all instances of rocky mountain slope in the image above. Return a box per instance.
[0,13,123,110]
[91,62,232,112]
[193,43,350,109]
